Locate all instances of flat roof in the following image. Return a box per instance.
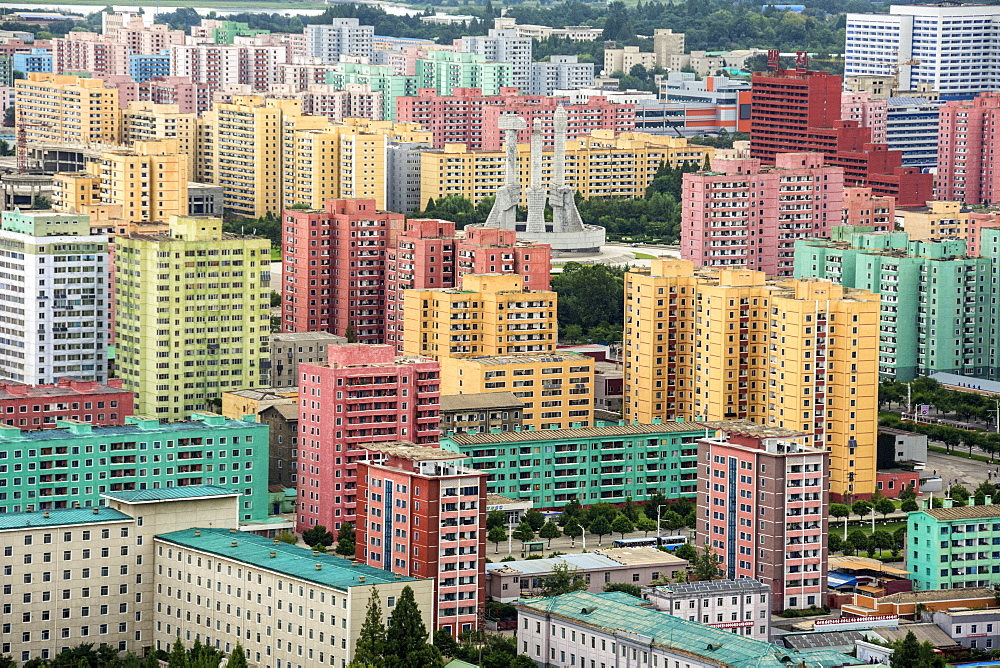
[270,332,346,342]
[223,387,298,400]
[917,504,1000,521]
[592,546,688,567]
[0,506,132,531]
[361,441,467,461]
[156,528,421,592]
[450,353,590,366]
[440,391,524,412]
[0,380,129,399]
[446,421,727,445]
[487,552,623,575]
[0,416,264,441]
[652,578,768,596]
[828,556,910,576]
[877,588,996,604]
[520,592,861,668]
[103,485,240,504]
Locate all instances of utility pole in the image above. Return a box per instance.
[507,517,513,556]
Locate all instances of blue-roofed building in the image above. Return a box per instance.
[518,591,863,668]
[129,51,170,83]
[152,528,435,663]
[886,96,941,170]
[12,49,52,75]
[0,412,270,521]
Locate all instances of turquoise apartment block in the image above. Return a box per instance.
[907,500,1000,591]
[414,51,512,96]
[439,422,719,508]
[0,413,270,521]
[794,228,996,381]
[325,63,417,121]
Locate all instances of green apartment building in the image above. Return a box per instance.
[0,412,270,521]
[325,63,418,121]
[415,51,512,96]
[114,215,271,418]
[907,500,1000,591]
[439,421,730,508]
[794,228,996,381]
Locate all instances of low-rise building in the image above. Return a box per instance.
[929,607,1000,650]
[516,591,860,668]
[878,427,927,468]
[440,392,524,435]
[259,404,298,487]
[220,387,297,421]
[487,548,688,603]
[0,378,133,429]
[842,587,997,619]
[268,332,346,389]
[644,579,772,641]
[907,499,1000,591]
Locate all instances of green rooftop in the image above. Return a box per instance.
[103,485,240,504]
[0,506,131,531]
[156,528,422,592]
[520,592,862,668]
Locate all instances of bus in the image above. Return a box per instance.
[610,535,689,550]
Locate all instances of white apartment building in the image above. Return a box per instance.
[169,44,287,92]
[304,19,374,64]
[643,579,772,641]
[460,29,533,93]
[529,56,595,96]
[0,211,108,385]
[845,5,1000,96]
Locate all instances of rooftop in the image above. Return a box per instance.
[0,506,132,532]
[486,552,629,575]
[156,528,421,592]
[871,623,959,648]
[440,391,524,412]
[828,556,910,576]
[261,404,299,421]
[486,493,529,507]
[0,379,129,399]
[446,420,726,445]
[916,504,1000,521]
[224,387,298,401]
[716,420,808,439]
[783,631,864,651]
[520,591,861,668]
[877,588,996,604]
[0,414,264,441]
[271,332,347,343]
[651,578,769,596]
[451,353,590,366]
[102,485,240,504]
[591,546,688,568]
[361,441,467,461]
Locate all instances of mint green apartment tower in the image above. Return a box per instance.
[415,51,512,96]
[325,62,417,121]
[907,498,1000,591]
[794,227,995,381]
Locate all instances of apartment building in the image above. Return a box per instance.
[281,198,402,342]
[0,378,133,429]
[97,140,189,224]
[282,124,388,210]
[15,73,120,145]
[645,579,772,641]
[325,62,419,121]
[220,387,297,422]
[52,32,130,78]
[403,273,557,360]
[936,93,1000,205]
[113,215,271,418]
[697,425,829,613]
[841,92,887,145]
[304,19,374,63]
[623,260,880,500]
[528,56,594,96]
[356,442,486,637]
[120,102,198,175]
[440,421,721,506]
[885,97,940,171]
[420,132,711,206]
[439,392,524,435]
[908,499,1000,591]
[416,51,511,97]
[0,210,108,385]
[899,201,1000,257]
[794,229,996,381]
[679,152,844,277]
[296,344,441,530]
[268,332,346,389]
[168,43,286,92]
[459,29,532,92]
[842,187,895,232]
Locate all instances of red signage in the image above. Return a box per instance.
[711,621,754,629]
[795,51,809,72]
[767,49,780,69]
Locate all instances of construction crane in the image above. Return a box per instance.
[16,109,52,174]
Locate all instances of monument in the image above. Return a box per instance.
[483,106,606,253]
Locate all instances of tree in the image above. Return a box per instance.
[486,509,506,530]
[622,496,639,522]
[829,503,851,539]
[335,522,356,558]
[563,518,582,547]
[354,587,386,668]
[674,542,698,563]
[303,525,335,548]
[345,321,358,343]
[512,521,535,544]
[636,516,658,537]
[950,483,970,505]
[828,532,843,554]
[875,498,896,522]
[275,530,297,544]
[432,629,458,659]
[562,323,584,343]
[900,499,919,513]
[847,529,870,556]
[32,195,51,210]
[611,514,635,538]
[169,637,189,668]
[539,562,588,597]
[891,631,922,668]
[539,520,561,547]
[487,525,508,553]
[589,515,612,546]
[852,500,875,530]
[603,582,643,598]
[523,508,546,531]
[226,644,248,668]
[692,543,722,581]
[384,585,443,668]
[871,529,893,558]
[558,499,582,525]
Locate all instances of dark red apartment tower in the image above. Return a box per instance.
[281,199,403,344]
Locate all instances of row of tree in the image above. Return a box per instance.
[880,376,1000,424]
[0,638,248,668]
[879,412,1000,460]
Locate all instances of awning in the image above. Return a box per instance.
[828,572,858,589]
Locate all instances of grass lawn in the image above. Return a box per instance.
[831,520,906,536]
[928,444,997,464]
[632,252,658,260]
[270,247,281,262]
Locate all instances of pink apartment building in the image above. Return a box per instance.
[842,187,894,231]
[296,344,441,531]
[936,92,1000,205]
[680,153,844,276]
[395,87,635,150]
[169,43,287,91]
[356,442,486,637]
[282,199,403,343]
[53,32,129,77]
[105,76,213,113]
[697,425,829,613]
[384,220,551,348]
[841,91,887,145]
[0,378,134,429]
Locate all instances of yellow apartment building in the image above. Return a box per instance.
[341,117,432,144]
[624,259,880,500]
[121,101,198,175]
[441,352,594,430]
[220,387,298,420]
[420,132,713,205]
[283,126,388,210]
[15,73,120,145]
[402,273,558,360]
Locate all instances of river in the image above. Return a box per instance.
[0,1,420,17]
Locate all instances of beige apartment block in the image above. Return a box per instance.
[15,73,120,146]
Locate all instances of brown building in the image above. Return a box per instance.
[268,331,346,389]
[259,404,299,487]
[440,391,524,435]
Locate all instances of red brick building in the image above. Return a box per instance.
[750,69,933,207]
[296,344,440,531]
[936,93,1000,206]
[396,87,635,150]
[281,199,403,344]
[842,187,895,232]
[385,220,551,347]
[0,378,134,429]
[356,442,486,637]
